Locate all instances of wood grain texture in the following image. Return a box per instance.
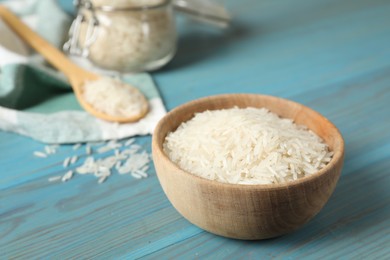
[152,94,344,239]
[1,0,390,258]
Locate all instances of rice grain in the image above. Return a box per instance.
[164,107,333,185]
[34,151,47,158]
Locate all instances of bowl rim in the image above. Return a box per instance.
[152,93,345,191]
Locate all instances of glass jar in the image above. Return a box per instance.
[65,0,177,72]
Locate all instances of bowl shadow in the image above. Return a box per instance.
[242,155,389,245]
[208,160,388,257]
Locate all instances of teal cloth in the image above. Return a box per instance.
[0,0,166,144]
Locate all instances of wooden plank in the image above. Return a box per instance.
[1,0,390,258]
[157,0,390,108]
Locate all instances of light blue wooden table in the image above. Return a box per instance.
[1,0,390,258]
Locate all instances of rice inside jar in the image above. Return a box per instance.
[74,0,176,72]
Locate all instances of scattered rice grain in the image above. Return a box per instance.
[125,138,135,146]
[98,145,114,154]
[86,145,92,155]
[70,155,78,165]
[34,151,47,158]
[44,146,52,154]
[131,172,142,179]
[73,143,81,150]
[48,176,62,182]
[63,157,71,168]
[62,170,74,182]
[115,161,121,169]
[44,140,150,183]
[98,175,108,184]
[134,170,148,178]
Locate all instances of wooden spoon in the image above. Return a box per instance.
[0,6,148,123]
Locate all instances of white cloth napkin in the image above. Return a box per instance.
[0,0,166,144]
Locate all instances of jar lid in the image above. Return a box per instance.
[173,0,231,28]
[59,0,231,28]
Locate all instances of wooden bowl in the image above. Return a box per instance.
[152,94,344,240]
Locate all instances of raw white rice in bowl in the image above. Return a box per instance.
[163,107,333,185]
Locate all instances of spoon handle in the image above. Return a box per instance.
[0,6,82,79]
